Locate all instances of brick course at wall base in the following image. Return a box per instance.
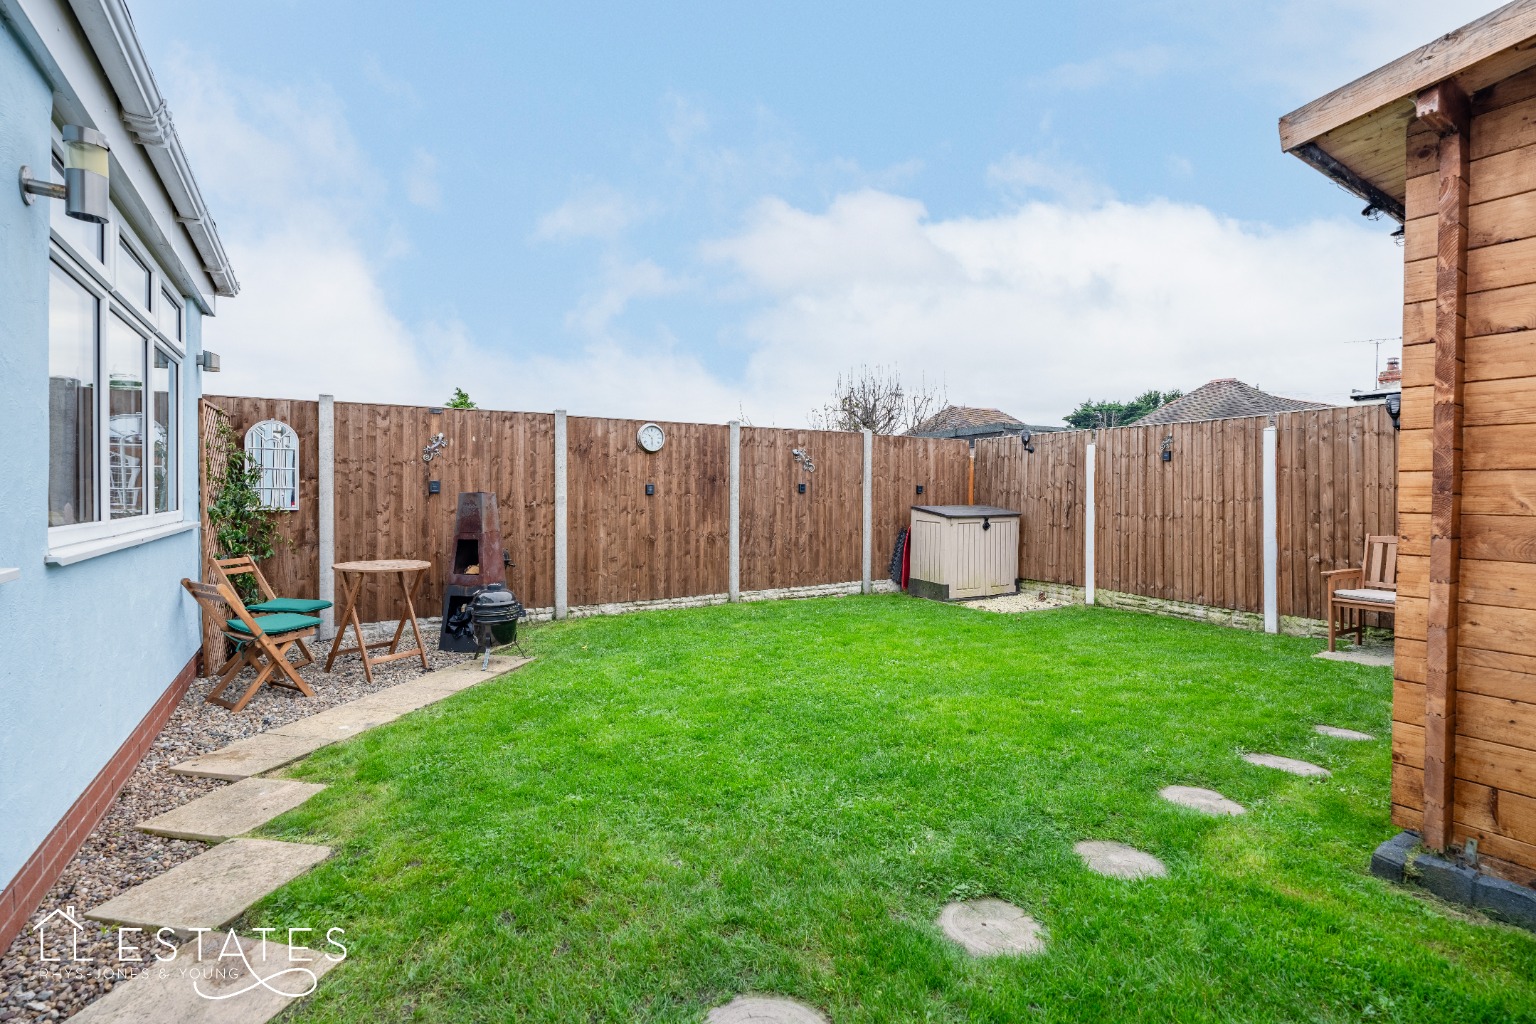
[0,654,198,953]
[518,579,902,622]
[1017,579,1390,641]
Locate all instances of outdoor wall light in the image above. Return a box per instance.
[428,480,441,495]
[1384,393,1402,430]
[1020,430,1035,454]
[797,482,806,494]
[20,125,111,223]
[645,483,655,496]
[197,351,222,372]
[1160,435,1174,462]
[916,484,925,495]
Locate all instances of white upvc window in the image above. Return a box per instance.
[46,179,190,560]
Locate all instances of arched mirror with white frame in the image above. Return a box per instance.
[244,419,300,511]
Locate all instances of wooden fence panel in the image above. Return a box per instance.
[872,435,970,578]
[1275,404,1397,620]
[206,396,321,603]
[739,427,863,590]
[330,403,557,624]
[567,417,730,604]
[973,430,1088,586]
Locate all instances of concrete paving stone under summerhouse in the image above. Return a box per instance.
[84,839,332,933]
[1074,840,1168,880]
[1159,786,1246,816]
[69,933,342,1024]
[1312,647,1393,668]
[1242,753,1332,777]
[707,995,829,1023]
[1314,724,1375,741]
[137,777,327,843]
[937,898,1047,956]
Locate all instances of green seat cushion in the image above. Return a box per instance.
[247,597,333,614]
[226,612,323,637]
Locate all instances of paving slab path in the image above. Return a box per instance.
[1314,724,1375,741]
[1242,753,1331,777]
[170,654,530,780]
[137,778,327,843]
[1074,840,1167,879]
[69,934,342,1024]
[1159,785,1246,816]
[707,996,829,1023]
[937,898,1047,956]
[85,839,332,933]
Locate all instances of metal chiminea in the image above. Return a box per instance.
[440,492,519,652]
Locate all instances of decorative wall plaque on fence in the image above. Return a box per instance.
[422,432,448,463]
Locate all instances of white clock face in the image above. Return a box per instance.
[637,423,666,453]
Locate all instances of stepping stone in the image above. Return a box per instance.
[268,702,403,742]
[69,933,341,1024]
[1315,724,1375,741]
[707,995,828,1023]
[410,655,530,694]
[1313,647,1393,668]
[170,733,329,781]
[1073,840,1167,880]
[85,839,331,932]
[1242,753,1331,777]
[342,685,445,716]
[1159,785,1246,816]
[937,898,1046,956]
[138,778,326,843]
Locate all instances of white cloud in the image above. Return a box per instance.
[404,148,441,208]
[566,258,689,337]
[535,184,649,241]
[161,56,741,421]
[708,190,1402,424]
[987,152,1114,206]
[1034,45,1173,92]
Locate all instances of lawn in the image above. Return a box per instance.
[255,596,1536,1023]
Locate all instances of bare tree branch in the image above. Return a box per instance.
[808,365,947,434]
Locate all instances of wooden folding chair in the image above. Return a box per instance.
[213,556,331,668]
[181,578,321,712]
[1323,535,1398,652]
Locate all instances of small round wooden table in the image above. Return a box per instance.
[324,559,433,683]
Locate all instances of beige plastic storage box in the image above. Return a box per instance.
[907,504,1020,601]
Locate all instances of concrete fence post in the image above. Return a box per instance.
[554,409,568,620]
[1262,423,1279,634]
[1084,438,1096,606]
[317,394,336,640]
[729,420,741,601]
[861,428,873,594]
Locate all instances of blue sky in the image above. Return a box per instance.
[130,0,1489,425]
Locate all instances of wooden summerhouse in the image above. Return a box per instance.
[1281,2,1536,884]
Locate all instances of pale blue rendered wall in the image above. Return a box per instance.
[0,19,206,889]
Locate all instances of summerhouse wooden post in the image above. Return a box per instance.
[1416,80,1470,852]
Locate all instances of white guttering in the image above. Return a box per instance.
[66,0,239,298]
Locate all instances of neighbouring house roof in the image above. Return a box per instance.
[1277,1,1536,222]
[1135,379,1332,426]
[908,405,1058,440]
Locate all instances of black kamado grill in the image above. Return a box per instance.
[444,583,525,668]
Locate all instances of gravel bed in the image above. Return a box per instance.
[0,621,471,1023]
[962,590,1072,614]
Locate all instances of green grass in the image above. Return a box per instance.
[254,596,1536,1023]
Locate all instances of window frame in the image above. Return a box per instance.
[47,222,188,550]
